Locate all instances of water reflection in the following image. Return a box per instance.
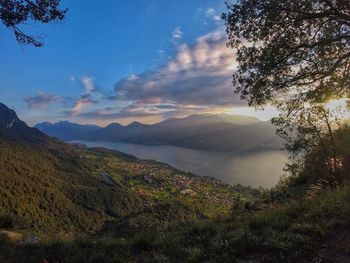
[73,140,288,188]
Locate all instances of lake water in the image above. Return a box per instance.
[73,140,288,188]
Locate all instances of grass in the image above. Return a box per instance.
[0,183,349,262]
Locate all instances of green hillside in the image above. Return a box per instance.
[1,131,349,262]
[0,134,142,235]
[0,133,254,236]
[1,180,349,262]
[0,102,255,239]
[0,103,349,262]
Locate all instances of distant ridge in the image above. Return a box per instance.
[36,114,282,151]
[35,120,101,141]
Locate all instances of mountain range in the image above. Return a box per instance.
[35,120,100,141]
[1,102,350,262]
[36,114,283,151]
[0,102,248,235]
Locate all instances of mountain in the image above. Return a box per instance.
[0,103,142,234]
[0,103,24,130]
[155,114,261,127]
[1,102,350,262]
[0,103,46,143]
[36,114,282,151]
[117,114,281,151]
[0,102,249,236]
[35,120,100,141]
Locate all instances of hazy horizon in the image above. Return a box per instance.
[0,0,281,127]
[31,111,275,127]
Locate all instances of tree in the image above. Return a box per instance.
[272,102,346,183]
[223,0,350,184]
[0,0,67,47]
[223,0,350,106]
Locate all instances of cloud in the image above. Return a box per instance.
[204,8,223,24]
[72,107,157,120]
[24,92,62,109]
[66,102,211,121]
[69,76,100,115]
[71,98,98,114]
[213,15,221,22]
[206,8,215,16]
[112,29,240,116]
[81,76,97,94]
[59,30,242,124]
[64,76,101,116]
[172,26,183,40]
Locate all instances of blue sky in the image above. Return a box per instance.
[0,0,277,126]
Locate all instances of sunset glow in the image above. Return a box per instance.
[325,98,350,119]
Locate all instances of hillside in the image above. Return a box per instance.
[0,103,141,234]
[2,183,349,262]
[36,114,282,151]
[1,102,350,262]
[0,103,254,236]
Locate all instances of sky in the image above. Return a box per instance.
[0,0,279,126]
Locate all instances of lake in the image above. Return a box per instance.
[73,140,288,188]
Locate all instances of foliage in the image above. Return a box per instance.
[224,0,350,107]
[0,130,253,237]
[0,0,67,46]
[1,182,349,262]
[0,135,143,235]
[1,103,350,261]
[224,0,350,191]
[0,214,16,229]
[296,124,349,186]
[273,103,347,182]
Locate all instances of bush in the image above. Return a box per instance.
[0,214,16,229]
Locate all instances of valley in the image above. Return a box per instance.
[0,103,257,236]
[72,140,287,188]
[1,0,350,261]
[1,101,350,262]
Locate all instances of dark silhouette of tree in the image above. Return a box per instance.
[223,0,350,106]
[272,103,345,183]
[0,0,67,47]
[224,0,350,185]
